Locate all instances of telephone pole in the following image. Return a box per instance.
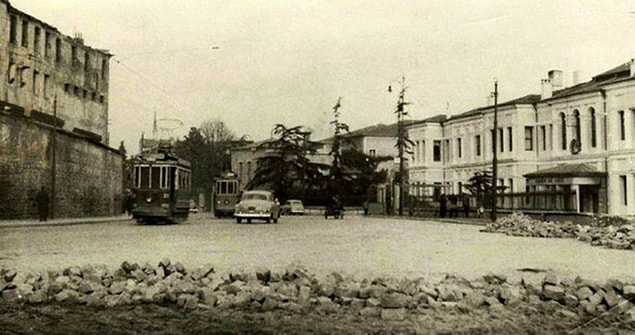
[389,77,410,216]
[51,95,57,219]
[490,80,498,222]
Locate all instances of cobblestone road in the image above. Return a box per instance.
[1,213,633,282]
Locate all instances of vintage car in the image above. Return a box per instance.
[234,190,280,223]
[280,199,305,215]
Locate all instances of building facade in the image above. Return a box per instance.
[406,61,635,217]
[0,0,122,219]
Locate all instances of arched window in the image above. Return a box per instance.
[573,110,581,142]
[560,112,567,150]
[589,108,597,148]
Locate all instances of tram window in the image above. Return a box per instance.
[151,166,160,189]
[134,166,140,188]
[221,181,227,194]
[228,182,234,194]
[140,166,150,188]
[160,167,167,188]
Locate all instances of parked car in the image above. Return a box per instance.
[280,199,305,215]
[234,190,280,223]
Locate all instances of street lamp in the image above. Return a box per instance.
[388,76,410,216]
[490,80,499,222]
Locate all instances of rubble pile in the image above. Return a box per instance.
[1,261,634,323]
[481,213,635,250]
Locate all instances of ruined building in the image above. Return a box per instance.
[0,0,124,219]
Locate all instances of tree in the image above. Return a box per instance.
[463,170,506,209]
[328,97,350,195]
[338,149,390,205]
[247,124,328,201]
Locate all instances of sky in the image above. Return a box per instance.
[10,0,635,155]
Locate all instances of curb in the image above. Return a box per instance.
[0,215,133,229]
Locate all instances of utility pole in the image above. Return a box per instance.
[51,95,57,219]
[490,80,498,222]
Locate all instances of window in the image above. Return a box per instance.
[9,15,17,44]
[369,149,376,156]
[71,45,77,64]
[619,111,625,141]
[499,128,504,152]
[475,135,481,156]
[620,175,627,206]
[433,140,441,162]
[55,38,62,63]
[420,140,425,162]
[508,179,513,193]
[540,126,546,151]
[21,20,28,47]
[7,62,16,84]
[490,129,495,152]
[590,108,597,148]
[524,126,534,151]
[45,31,51,58]
[101,58,107,78]
[84,51,90,72]
[560,113,567,150]
[43,74,50,98]
[151,166,160,189]
[34,26,41,55]
[444,139,450,163]
[573,110,581,142]
[457,138,462,158]
[507,127,513,152]
[32,70,39,95]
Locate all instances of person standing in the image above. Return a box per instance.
[35,186,50,222]
[439,194,447,218]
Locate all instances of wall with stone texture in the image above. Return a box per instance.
[0,114,123,219]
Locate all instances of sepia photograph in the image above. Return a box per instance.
[0,0,634,333]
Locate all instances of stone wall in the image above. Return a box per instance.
[0,114,123,219]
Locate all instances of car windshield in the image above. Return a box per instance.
[242,193,268,201]
[289,200,301,205]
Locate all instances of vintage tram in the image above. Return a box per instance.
[131,147,191,224]
[213,172,240,217]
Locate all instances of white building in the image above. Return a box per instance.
[406,61,635,217]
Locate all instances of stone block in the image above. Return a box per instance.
[366,297,381,308]
[543,284,565,301]
[543,272,559,286]
[576,286,593,301]
[2,289,21,302]
[500,285,522,306]
[464,291,485,307]
[359,307,381,317]
[563,294,579,307]
[381,308,406,321]
[623,285,635,299]
[381,292,409,308]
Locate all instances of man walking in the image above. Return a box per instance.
[35,186,50,222]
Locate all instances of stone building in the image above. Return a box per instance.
[0,0,123,219]
[406,61,635,217]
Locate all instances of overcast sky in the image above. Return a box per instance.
[11,1,635,154]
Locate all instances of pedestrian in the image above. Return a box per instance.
[35,186,49,222]
[439,194,447,218]
[125,190,135,216]
[462,195,470,218]
[449,194,458,217]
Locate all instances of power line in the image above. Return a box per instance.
[123,45,220,57]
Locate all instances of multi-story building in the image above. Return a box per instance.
[406,61,635,217]
[0,1,122,219]
[0,0,111,143]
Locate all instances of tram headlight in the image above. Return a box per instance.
[145,197,152,203]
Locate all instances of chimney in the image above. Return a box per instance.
[541,78,553,99]
[548,70,563,90]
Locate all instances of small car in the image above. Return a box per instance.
[280,199,305,215]
[234,190,280,223]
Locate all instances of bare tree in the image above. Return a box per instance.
[199,119,236,144]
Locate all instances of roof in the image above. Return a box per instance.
[541,59,635,102]
[524,163,607,178]
[450,94,541,121]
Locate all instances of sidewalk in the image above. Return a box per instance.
[0,215,133,229]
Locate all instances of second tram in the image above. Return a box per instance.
[131,147,192,224]
[213,172,240,217]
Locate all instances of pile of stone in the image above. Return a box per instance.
[481,213,635,250]
[1,260,634,323]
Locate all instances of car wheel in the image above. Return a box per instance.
[266,217,271,224]
[247,218,251,224]
[273,217,278,224]
[236,218,242,223]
